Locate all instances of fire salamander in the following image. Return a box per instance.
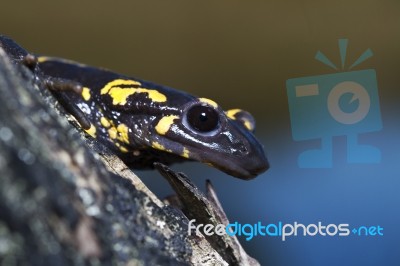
[0,36,269,179]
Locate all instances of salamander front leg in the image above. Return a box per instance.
[44,76,91,130]
[44,76,83,94]
[20,53,91,129]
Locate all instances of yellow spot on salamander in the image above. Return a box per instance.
[182,147,190,158]
[243,120,253,131]
[155,115,179,135]
[108,127,117,139]
[117,124,130,144]
[152,141,166,151]
[199,98,218,108]
[100,79,166,105]
[81,87,91,101]
[225,109,241,120]
[141,88,167,102]
[85,124,96,138]
[119,146,128,153]
[225,109,255,131]
[37,56,87,67]
[108,87,167,105]
[100,79,141,94]
[113,142,128,152]
[37,56,51,63]
[100,117,111,128]
[152,142,173,153]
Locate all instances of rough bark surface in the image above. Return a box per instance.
[0,47,230,265]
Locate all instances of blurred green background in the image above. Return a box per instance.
[2,1,400,265]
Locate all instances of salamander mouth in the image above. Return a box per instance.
[204,126,270,179]
[174,139,269,180]
[150,135,269,179]
[202,151,269,180]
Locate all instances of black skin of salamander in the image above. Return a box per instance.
[0,35,269,180]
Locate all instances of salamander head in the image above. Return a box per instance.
[149,97,269,180]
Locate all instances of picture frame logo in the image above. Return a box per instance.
[286,39,382,168]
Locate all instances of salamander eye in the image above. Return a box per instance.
[185,104,220,133]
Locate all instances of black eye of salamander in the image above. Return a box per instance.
[186,105,220,133]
